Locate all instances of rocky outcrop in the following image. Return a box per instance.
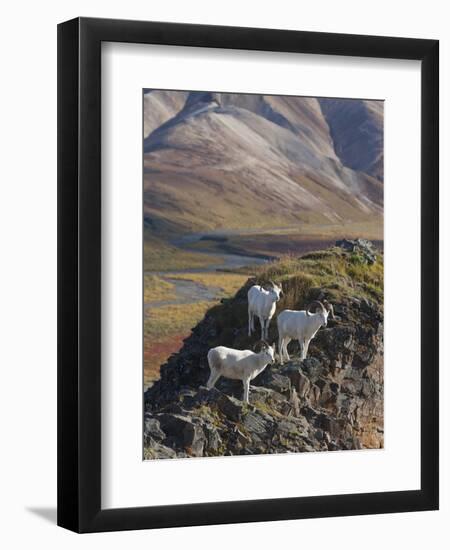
[144,254,384,458]
[335,238,378,264]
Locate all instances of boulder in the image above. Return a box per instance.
[216,394,245,422]
[203,424,223,454]
[283,366,310,398]
[254,368,291,396]
[157,413,206,457]
[249,386,285,407]
[144,438,177,459]
[144,415,165,443]
[336,238,377,264]
[242,411,273,437]
[183,423,206,457]
[289,388,301,417]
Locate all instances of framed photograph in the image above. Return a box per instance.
[57,17,439,533]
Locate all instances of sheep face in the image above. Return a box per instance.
[320,310,330,327]
[263,344,276,364]
[270,283,283,302]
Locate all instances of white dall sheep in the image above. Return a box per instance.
[206,342,275,403]
[248,281,283,340]
[277,300,336,365]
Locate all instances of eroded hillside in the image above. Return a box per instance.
[143,91,384,237]
[144,240,384,458]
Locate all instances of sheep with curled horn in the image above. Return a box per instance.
[277,299,337,365]
[247,280,283,341]
[322,299,337,320]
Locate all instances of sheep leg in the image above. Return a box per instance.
[283,338,291,362]
[303,339,311,360]
[207,369,221,389]
[248,308,253,336]
[243,378,250,403]
[258,317,264,341]
[279,337,287,365]
[278,335,284,365]
[298,340,305,360]
[264,318,270,340]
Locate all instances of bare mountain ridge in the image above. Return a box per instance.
[143,91,383,235]
[143,89,189,138]
[319,97,384,181]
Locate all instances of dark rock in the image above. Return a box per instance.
[315,429,325,441]
[249,386,285,407]
[277,418,308,439]
[160,403,186,416]
[216,394,245,422]
[254,369,291,396]
[183,423,206,457]
[157,413,206,457]
[315,413,343,438]
[310,384,321,405]
[283,366,310,398]
[190,386,223,407]
[178,387,200,408]
[327,441,340,451]
[144,439,178,459]
[203,424,222,453]
[301,405,319,422]
[289,388,301,417]
[330,382,340,394]
[144,415,165,443]
[300,356,323,374]
[335,238,377,264]
[242,411,273,436]
[235,429,251,448]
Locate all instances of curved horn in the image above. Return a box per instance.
[323,300,336,320]
[253,341,262,352]
[253,340,269,352]
[306,300,326,316]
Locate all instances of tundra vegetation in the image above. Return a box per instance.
[144,270,249,386]
[143,232,223,272]
[144,240,384,459]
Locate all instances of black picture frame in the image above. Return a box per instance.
[57,17,439,533]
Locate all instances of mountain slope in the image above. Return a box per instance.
[143,91,384,236]
[143,89,188,139]
[319,98,384,181]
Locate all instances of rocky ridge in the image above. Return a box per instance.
[144,241,384,459]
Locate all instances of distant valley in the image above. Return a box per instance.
[143,90,384,385]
